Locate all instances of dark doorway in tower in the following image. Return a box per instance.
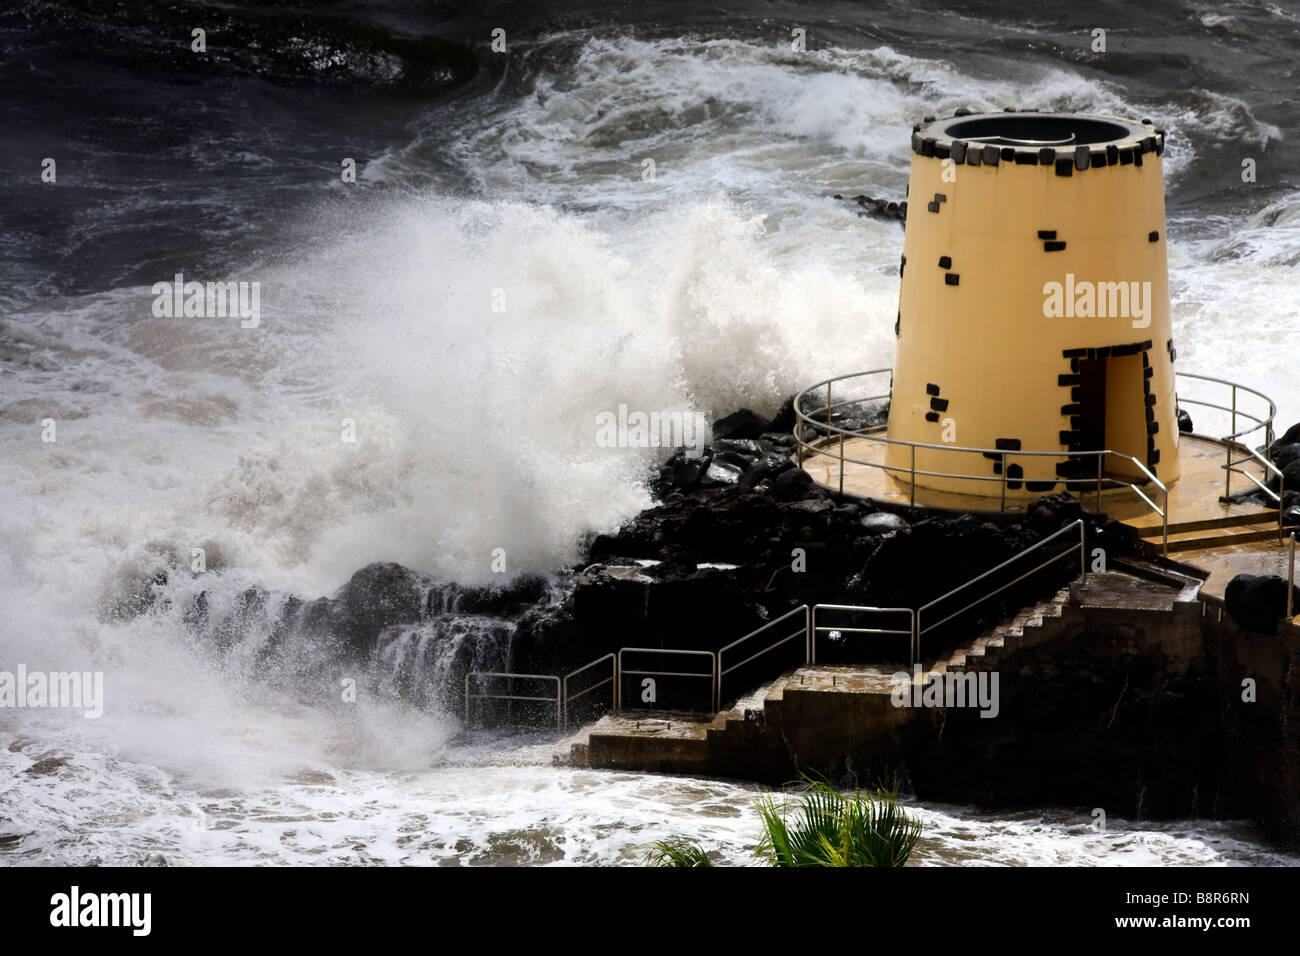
[1074,351,1150,481]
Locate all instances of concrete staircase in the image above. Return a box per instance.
[1131,511,1282,554]
[929,588,1071,675]
[561,578,1181,771]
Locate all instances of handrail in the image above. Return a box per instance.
[790,369,1294,554]
[811,604,915,664]
[617,647,718,713]
[915,519,1087,661]
[562,653,616,731]
[464,671,562,729]
[1222,445,1285,542]
[1175,371,1277,445]
[717,606,809,708]
[466,519,1098,727]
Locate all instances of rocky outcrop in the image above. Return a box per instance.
[155,402,1132,715]
[832,193,908,224]
[1225,573,1300,634]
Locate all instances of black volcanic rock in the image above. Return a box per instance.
[860,512,909,535]
[770,467,818,501]
[1225,573,1299,635]
[712,408,770,440]
[739,450,796,488]
[1270,422,1300,457]
[1272,443,1300,474]
[768,395,797,434]
[833,193,908,223]
[323,562,426,650]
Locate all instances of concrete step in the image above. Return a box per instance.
[1132,510,1276,538]
[1151,521,1282,553]
[942,586,1072,672]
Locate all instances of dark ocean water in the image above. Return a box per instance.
[3,0,1298,303]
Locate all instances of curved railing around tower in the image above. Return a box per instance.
[793,370,1281,555]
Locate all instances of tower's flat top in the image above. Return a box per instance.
[918,111,1156,150]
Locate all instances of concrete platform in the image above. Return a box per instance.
[800,432,1272,528]
[802,429,1293,616]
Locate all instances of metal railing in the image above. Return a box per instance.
[616,647,718,713]
[466,520,1090,726]
[562,653,616,732]
[793,369,1284,554]
[1289,533,1296,622]
[463,671,562,730]
[794,369,1171,551]
[1175,371,1282,536]
[811,604,914,664]
[717,606,809,710]
[1175,371,1276,447]
[915,519,1087,663]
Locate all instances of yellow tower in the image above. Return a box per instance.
[885,110,1180,498]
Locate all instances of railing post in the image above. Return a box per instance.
[810,606,817,664]
[910,444,916,506]
[1000,452,1007,511]
[1163,486,1169,556]
[839,429,845,495]
[911,609,918,667]
[1096,453,1103,511]
[1231,384,1237,442]
[1227,387,1237,499]
[1225,441,1232,499]
[804,605,811,665]
[1288,534,1295,621]
[1079,519,1087,587]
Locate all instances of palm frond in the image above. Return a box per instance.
[643,839,714,867]
[752,775,923,867]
